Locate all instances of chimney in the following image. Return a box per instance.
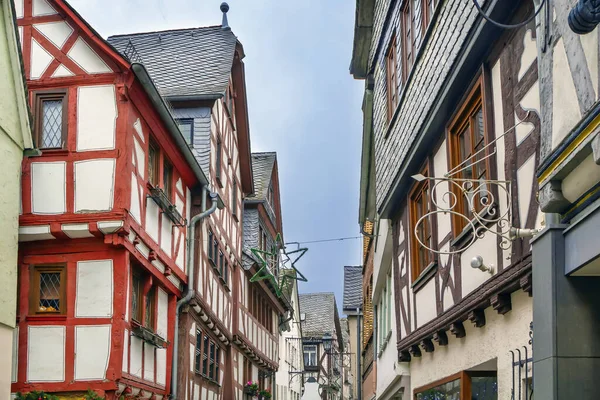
[220,2,230,31]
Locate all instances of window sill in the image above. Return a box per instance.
[411,261,438,293]
[195,372,221,387]
[36,148,69,156]
[26,314,67,322]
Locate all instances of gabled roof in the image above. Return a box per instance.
[299,292,340,340]
[248,152,276,201]
[108,26,238,98]
[343,266,363,312]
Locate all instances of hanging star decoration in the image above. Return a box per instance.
[278,242,308,296]
[250,233,284,296]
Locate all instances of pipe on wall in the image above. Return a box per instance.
[569,0,600,34]
[170,190,219,399]
[356,308,362,400]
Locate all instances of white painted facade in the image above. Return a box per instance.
[275,281,304,400]
[0,0,34,396]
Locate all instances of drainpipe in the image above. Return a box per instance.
[356,308,362,400]
[170,190,219,399]
[569,0,600,34]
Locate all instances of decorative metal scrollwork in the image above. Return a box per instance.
[413,117,540,255]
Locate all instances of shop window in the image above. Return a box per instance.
[415,371,498,400]
[34,90,67,149]
[30,265,66,314]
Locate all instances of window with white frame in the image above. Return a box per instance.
[303,344,317,367]
[378,269,393,350]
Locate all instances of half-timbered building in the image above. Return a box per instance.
[107,7,254,399]
[532,1,600,398]
[12,0,214,398]
[351,0,543,398]
[299,293,344,400]
[237,152,289,399]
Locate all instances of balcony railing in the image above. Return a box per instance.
[148,186,186,226]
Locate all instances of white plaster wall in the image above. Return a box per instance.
[74,325,111,380]
[518,28,537,80]
[0,326,14,396]
[31,161,66,214]
[409,291,532,399]
[30,38,52,79]
[11,327,18,382]
[144,343,155,382]
[156,348,167,386]
[75,259,113,317]
[130,335,143,378]
[34,21,72,49]
[27,325,65,382]
[581,27,599,99]
[433,140,451,239]
[146,198,160,243]
[415,279,437,328]
[160,214,173,256]
[460,231,498,298]
[76,85,117,151]
[130,173,141,223]
[74,158,115,212]
[32,0,56,16]
[517,155,536,224]
[157,288,168,339]
[552,38,582,150]
[67,37,111,74]
[122,329,129,373]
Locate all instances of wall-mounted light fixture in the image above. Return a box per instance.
[471,255,494,275]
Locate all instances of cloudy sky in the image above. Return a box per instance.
[69,0,364,311]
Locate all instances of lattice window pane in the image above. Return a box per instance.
[39,272,61,311]
[42,100,63,148]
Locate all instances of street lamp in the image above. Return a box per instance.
[322,333,333,353]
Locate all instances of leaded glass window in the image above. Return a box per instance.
[34,91,67,150]
[30,265,65,314]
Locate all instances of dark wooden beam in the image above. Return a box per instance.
[520,272,532,296]
[420,338,435,353]
[433,330,449,346]
[450,322,466,338]
[409,344,422,358]
[468,309,486,328]
[491,293,512,315]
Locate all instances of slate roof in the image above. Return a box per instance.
[299,292,338,339]
[107,26,237,98]
[248,152,276,201]
[343,266,363,312]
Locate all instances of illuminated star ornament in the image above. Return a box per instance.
[250,233,284,296]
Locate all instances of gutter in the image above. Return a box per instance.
[165,94,223,102]
[170,191,220,400]
[131,63,209,187]
[569,0,600,34]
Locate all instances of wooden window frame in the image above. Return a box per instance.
[215,138,223,184]
[401,1,414,84]
[33,89,68,150]
[303,344,318,368]
[130,265,158,332]
[148,137,160,187]
[163,157,173,201]
[232,180,238,218]
[422,0,437,29]
[29,265,67,315]
[447,75,491,236]
[409,163,433,283]
[386,32,399,121]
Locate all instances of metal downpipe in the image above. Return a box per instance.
[356,308,362,400]
[170,191,218,399]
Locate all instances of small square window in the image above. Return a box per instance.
[34,90,67,150]
[30,265,66,314]
[176,119,194,146]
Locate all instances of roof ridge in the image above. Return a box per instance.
[108,24,225,39]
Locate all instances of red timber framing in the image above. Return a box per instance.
[13,0,205,398]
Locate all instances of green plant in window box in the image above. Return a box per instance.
[258,389,272,400]
[84,389,106,400]
[243,382,259,396]
[15,392,60,400]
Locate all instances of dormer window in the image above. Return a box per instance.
[176,119,194,146]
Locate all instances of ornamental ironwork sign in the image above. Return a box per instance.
[412,117,539,255]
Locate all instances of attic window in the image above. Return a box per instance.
[176,119,194,146]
